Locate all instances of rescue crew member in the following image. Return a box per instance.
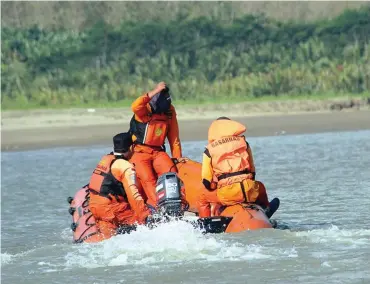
[129,81,183,211]
[88,132,151,238]
[197,117,279,218]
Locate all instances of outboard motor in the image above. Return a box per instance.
[156,172,184,217]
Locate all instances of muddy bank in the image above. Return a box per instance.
[2,110,370,152]
[2,97,369,131]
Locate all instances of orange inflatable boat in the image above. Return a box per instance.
[68,185,107,243]
[67,157,278,243]
[175,158,277,232]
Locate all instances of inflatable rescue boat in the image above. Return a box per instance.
[67,158,279,243]
[175,158,278,233]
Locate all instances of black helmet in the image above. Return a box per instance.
[149,86,172,114]
[113,132,133,153]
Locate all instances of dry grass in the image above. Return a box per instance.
[2,1,369,30]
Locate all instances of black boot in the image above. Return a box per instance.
[265,197,280,219]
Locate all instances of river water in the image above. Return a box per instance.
[1,130,370,284]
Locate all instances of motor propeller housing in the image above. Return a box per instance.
[156,172,183,217]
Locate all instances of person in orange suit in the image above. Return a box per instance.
[88,132,151,238]
[197,117,279,218]
[129,82,183,212]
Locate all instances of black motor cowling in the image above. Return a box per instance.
[156,172,183,217]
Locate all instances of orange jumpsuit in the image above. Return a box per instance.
[130,93,182,209]
[89,153,150,238]
[197,119,269,218]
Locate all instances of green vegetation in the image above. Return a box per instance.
[3,93,369,112]
[1,3,370,110]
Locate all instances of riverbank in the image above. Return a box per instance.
[2,97,370,152]
[1,110,370,152]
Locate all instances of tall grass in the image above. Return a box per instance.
[1,6,370,109]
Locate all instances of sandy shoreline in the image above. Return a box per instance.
[2,97,369,131]
[2,108,370,152]
[2,98,370,152]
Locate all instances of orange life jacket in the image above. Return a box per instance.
[208,119,247,143]
[206,119,252,188]
[206,136,252,187]
[88,153,127,202]
[129,113,170,147]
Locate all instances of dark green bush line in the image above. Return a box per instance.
[1,8,370,109]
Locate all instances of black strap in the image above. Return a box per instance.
[218,169,251,181]
[89,187,125,203]
[89,189,113,201]
[112,193,122,203]
[204,148,211,158]
[93,169,109,176]
[240,182,248,203]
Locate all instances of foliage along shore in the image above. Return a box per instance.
[1,7,370,110]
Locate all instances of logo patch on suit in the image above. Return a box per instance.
[155,128,163,136]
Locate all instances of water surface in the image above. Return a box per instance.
[2,130,370,284]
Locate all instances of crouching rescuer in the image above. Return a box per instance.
[197,117,279,218]
[88,132,151,238]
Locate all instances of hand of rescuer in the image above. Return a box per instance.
[147,82,168,99]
